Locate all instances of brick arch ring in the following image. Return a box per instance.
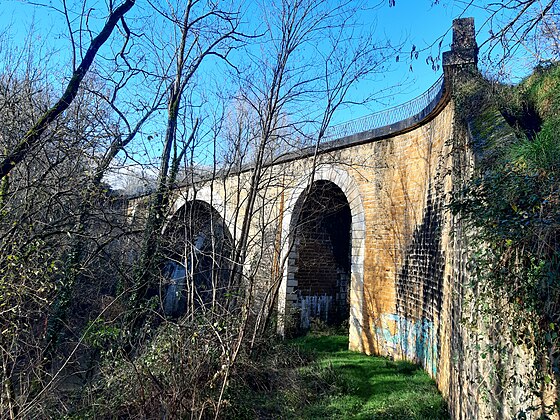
[167,185,239,241]
[165,186,250,284]
[278,165,365,351]
[166,185,249,280]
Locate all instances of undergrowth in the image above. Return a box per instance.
[227,334,449,419]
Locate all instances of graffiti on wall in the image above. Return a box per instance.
[375,313,438,377]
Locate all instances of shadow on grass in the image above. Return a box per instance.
[227,334,449,420]
[290,334,449,420]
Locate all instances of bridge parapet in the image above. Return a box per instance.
[323,74,445,142]
[316,17,477,148]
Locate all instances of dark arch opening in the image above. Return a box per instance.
[291,180,352,330]
[162,200,233,317]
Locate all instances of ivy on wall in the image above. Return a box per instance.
[451,63,560,416]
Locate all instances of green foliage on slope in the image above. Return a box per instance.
[509,64,560,174]
[452,62,560,415]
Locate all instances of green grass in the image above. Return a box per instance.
[232,334,449,419]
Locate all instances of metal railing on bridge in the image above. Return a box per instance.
[321,74,445,142]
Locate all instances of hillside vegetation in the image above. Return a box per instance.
[452,62,560,414]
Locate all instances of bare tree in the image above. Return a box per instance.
[224,0,397,341]
[129,0,248,326]
[0,63,134,419]
[1,1,401,417]
[0,0,135,180]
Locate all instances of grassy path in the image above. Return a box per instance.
[289,334,449,419]
[233,334,449,419]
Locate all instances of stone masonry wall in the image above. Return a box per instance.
[155,91,557,418]
[162,99,459,401]
[132,18,558,417]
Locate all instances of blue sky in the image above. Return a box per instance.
[0,1,489,108]
[0,1,536,172]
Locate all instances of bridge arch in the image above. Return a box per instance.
[169,185,236,238]
[162,194,234,317]
[279,165,365,350]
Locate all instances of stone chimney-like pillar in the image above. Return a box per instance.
[443,17,479,88]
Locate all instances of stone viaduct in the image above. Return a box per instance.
[130,18,549,419]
